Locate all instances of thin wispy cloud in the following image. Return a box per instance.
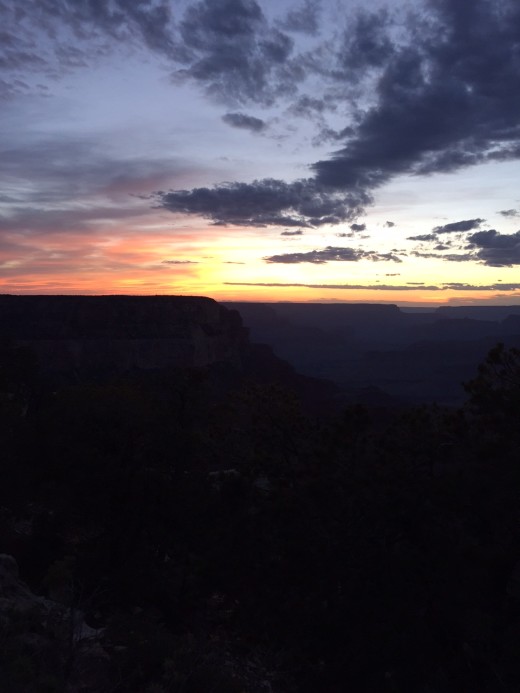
[162,259,200,264]
[225,281,520,292]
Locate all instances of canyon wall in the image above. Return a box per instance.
[0,295,246,374]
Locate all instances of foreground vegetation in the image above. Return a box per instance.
[1,341,520,692]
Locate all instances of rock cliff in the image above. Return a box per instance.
[0,295,246,374]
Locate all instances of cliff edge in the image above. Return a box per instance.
[0,295,246,374]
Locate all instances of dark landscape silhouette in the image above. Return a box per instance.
[1,295,520,692]
[225,301,520,406]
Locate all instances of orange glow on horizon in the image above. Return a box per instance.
[1,220,519,306]
[2,272,519,308]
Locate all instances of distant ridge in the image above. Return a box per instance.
[222,301,520,406]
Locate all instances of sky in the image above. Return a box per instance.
[1,0,520,305]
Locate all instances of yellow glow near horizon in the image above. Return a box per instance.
[1,219,519,306]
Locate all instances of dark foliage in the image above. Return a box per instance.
[1,342,520,691]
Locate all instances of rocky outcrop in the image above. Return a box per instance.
[0,295,246,375]
[0,554,110,692]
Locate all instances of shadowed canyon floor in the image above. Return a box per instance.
[224,302,520,406]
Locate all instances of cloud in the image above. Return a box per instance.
[384,221,395,228]
[280,0,320,35]
[226,281,440,290]
[288,96,345,138]
[176,0,299,105]
[467,229,520,266]
[412,251,475,262]
[263,246,402,264]
[499,209,519,218]
[312,0,520,188]
[0,136,192,236]
[2,0,300,109]
[350,223,366,231]
[337,8,394,74]
[407,233,438,241]
[224,281,520,291]
[468,230,520,248]
[8,0,520,241]
[42,0,176,57]
[0,0,179,98]
[1,136,190,201]
[222,112,267,132]
[162,260,199,264]
[433,218,485,233]
[444,283,520,291]
[156,178,371,227]
[280,229,303,236]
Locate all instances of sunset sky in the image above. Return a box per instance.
[1,0,520,304]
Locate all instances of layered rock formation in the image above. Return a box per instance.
[0,295,246,375]
[0,553,109,692]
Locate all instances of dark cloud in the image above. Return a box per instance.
[337,8,394,73]
[8,0,520,239]
[280,229,303,236]
[176,0,299,105]
[156,178,371,228]
[312,0,520,188]
[264,246,402,264]
[467,229,520,266]
[433,218,485,233]
[311,126,354,147]
[407,233,438,241]
[499,209,519,218]
[280,0,320,35]
[222,112,266,132]
[350,222,366,231]
[2,0,297,109]
[468,229,520,248]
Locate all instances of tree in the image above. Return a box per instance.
[464,343,520,416]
